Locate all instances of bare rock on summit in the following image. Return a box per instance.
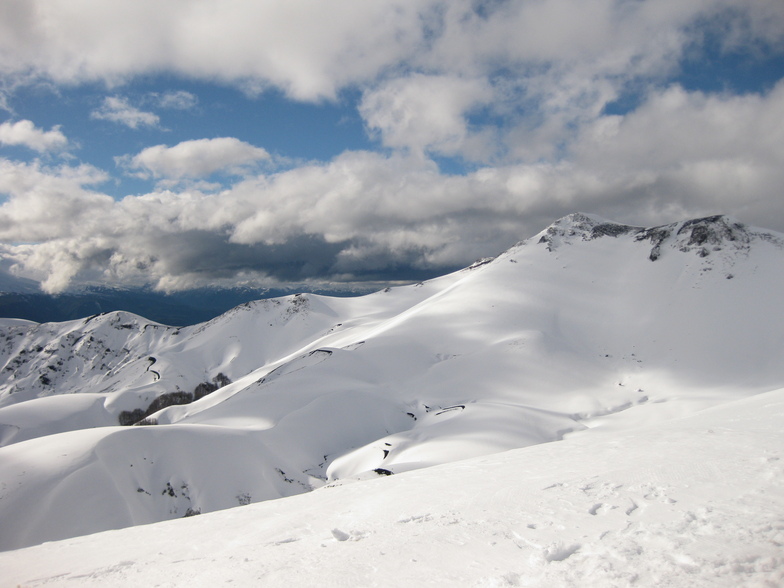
[537,212,782,262]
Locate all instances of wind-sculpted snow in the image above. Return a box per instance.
[1,213,783,553]
[3,385,783,587]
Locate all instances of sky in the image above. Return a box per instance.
[0,0,783,294]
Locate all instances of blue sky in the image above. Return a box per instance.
[0,0,783,294]
[5,81,373,197]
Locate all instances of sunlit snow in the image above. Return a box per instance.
[0,214,782,586]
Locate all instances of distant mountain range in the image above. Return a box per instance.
[0,284,376,327]
[1,213,783,556]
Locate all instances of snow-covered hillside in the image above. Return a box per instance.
[1,213,783,570]
[2,385,782,587]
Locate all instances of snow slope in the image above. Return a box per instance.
[1,384,782,587]
[0,213,783,559]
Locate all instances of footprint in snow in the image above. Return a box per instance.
[588,502,616,516]
[331,528,350,542]
[542,542,581,563]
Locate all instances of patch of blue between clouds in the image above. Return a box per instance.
[2,77,375,199]
[603,45,784,117]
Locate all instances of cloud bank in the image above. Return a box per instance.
[0,0,782,293]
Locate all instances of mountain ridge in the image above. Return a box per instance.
[0,213,782,551]
[532,212,783,259]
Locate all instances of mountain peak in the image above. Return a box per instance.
[535,213,640,251]
[534,213,782,262]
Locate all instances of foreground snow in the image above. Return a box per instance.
[2,386,782,587]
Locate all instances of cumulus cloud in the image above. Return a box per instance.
[0,119,67,152]
[0,0,428,101]
[91,96,159,129]
[0,159,112,244]
[0,0,783,293]
[4,76,784,295]
[575,83,784,172]
[0,1,781,109]
[360,74,495,160]
[119,138,270,181]
[566,80,784,224]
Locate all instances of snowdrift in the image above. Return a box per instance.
[2,379,782,586]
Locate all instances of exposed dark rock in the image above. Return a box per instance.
[538,213,638,251]
[537,213,779,264]
[467,257,494,270]
[590,223,635,238]
[676,215,748,252]
[435,404,465,415]
[634,226,672,261]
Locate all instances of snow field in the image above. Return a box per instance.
[1,386,782,587]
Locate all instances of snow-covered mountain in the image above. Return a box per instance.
[0,284,316,326]
[0,213,783,575]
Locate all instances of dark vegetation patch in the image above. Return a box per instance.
[193,372,231,400]
[118,373,232,425]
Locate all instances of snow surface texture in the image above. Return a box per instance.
[0,213,783,585]
[2,387,782,587]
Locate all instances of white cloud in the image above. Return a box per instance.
[155,90,198,110]
[0,1,783,293]
[0,159,112,243]
[0,119,67,152]
[560,81,784,226]
[360,74,495,160]
[0,0,429,101]
[574,83,784,172]
[0,0,780,109]
[704,0,784,54]
[91,96,159,129]
[120,138,270,181]
[2,97,784,295]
